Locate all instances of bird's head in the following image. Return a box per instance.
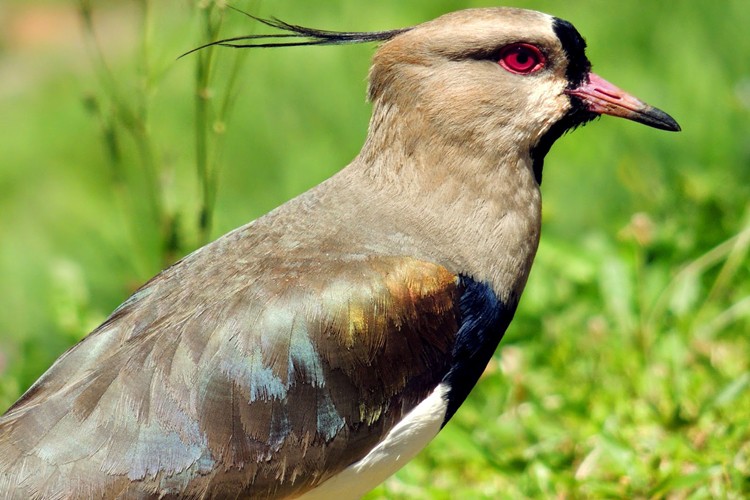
[365,8,680,181]
[184,7,679,183]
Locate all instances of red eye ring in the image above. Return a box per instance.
[498,43,546,75]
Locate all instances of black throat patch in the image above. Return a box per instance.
[530,17,598,184]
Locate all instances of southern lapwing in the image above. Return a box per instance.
[0,7,679,499]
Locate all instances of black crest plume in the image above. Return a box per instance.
[180,6,411,58]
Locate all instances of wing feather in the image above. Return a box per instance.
[0,254,461,498]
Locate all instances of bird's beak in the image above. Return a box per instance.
[566,73,681,132]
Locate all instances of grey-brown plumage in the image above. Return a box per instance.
[0,7,679,499]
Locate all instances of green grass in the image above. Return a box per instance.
[1,1,748,498]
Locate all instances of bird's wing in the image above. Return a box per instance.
[0,254,472,498]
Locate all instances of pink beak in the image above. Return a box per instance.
[566,73,680,131]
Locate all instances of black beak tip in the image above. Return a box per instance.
[646,106,681,132]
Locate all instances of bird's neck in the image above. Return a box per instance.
[347,101,543,302]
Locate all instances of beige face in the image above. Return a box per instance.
[368,8,576,157]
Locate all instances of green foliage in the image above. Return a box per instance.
[0,1,747,497]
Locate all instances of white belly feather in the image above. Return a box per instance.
[298,383,449,499]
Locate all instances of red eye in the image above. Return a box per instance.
[498,43,545,75]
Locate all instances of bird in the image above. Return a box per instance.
[0,7,679,499]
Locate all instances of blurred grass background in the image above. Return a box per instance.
[0,0,748,497]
